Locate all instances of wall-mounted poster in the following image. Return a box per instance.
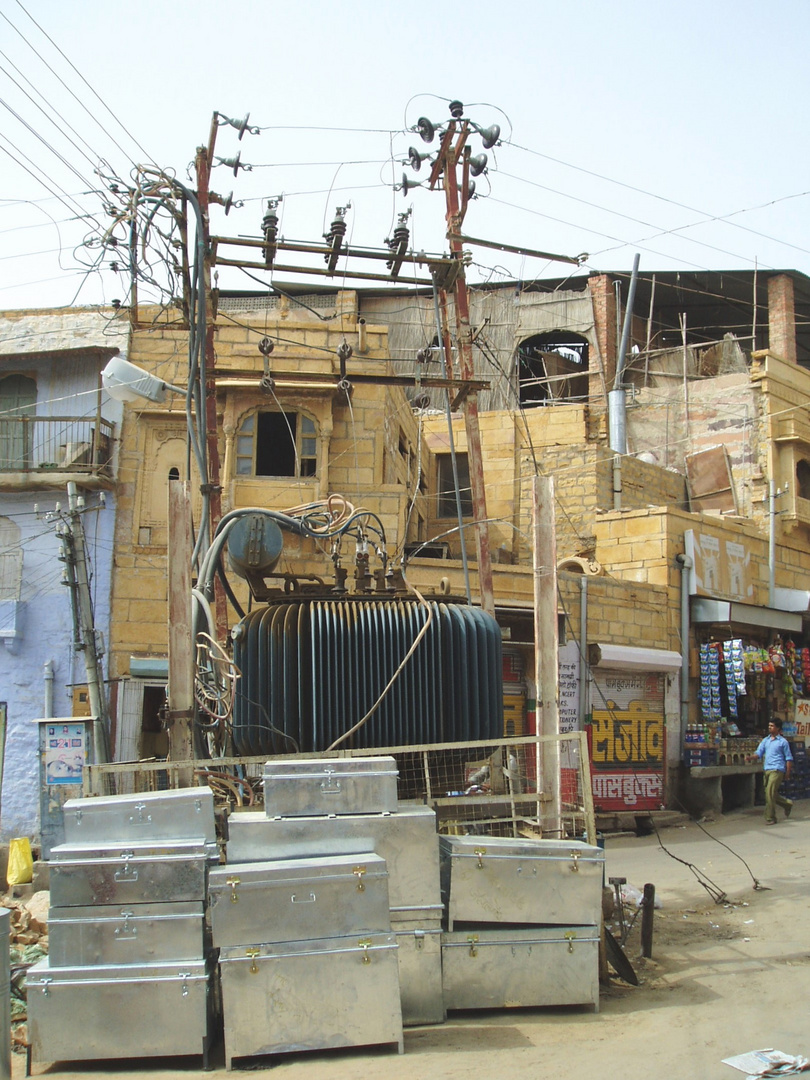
[45,721,86,785]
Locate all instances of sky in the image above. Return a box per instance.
[1,0,810,311]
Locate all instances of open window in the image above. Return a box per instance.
[236,410,317,478]
[437,453,473,518]
[516,331,589,406]
[797,458,810,501]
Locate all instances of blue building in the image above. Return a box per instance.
[0,307,126,844]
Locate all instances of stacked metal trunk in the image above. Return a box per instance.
[219,756,443,1066]
[439,835,604,1012]
[27,788,218,1068]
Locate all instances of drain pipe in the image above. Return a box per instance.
[579,577,588,725]
[43,660,54,718]
[609,253,641,455]
[675,553,692,738]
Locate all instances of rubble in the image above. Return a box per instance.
[2,891,49,1052]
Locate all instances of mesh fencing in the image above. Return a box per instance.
[84,732,595,843]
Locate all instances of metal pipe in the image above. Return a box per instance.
[612,453,623,511]
[579,577,588,726]
[430,275,472,604]
[769,479,776,608]
[608,389,627,455]
[357,318,368,354]
[676,553,692,738]
[43,660,54,718]
[614,253,641,390]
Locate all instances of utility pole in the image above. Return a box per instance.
[431,112,495,616]
[55,482,109,766]
[195,116,228,640]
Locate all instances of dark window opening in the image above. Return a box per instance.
[437,453,473,517]
[797,459,810,500]
[517,331,589,406]
[236,411,317,478]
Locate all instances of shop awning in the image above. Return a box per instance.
[773,587,810,613]
[129,656,169,679]
[690,598,802,633]
[587,643,682,671]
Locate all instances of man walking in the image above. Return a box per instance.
[756,718,794,825]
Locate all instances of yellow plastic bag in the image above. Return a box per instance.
[6,837,33,886]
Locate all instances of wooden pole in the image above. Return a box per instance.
[168,479,195,784]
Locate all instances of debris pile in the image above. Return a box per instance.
[2,892,49,1053]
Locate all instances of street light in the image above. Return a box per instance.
[101,356,185,405]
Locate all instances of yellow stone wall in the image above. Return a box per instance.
[108,295,425,680]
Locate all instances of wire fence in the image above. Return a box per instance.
[83,732,596,843]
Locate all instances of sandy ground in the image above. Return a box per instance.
[19,803,810,1080]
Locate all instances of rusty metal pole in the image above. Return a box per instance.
[440,132,495,617]
[641,883,656,958]
[194,120,228,640]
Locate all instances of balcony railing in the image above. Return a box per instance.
[0,416,114,476]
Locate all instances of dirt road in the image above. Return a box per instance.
[20,804,810,1080]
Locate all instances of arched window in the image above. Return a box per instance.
[797,458,810,500]
[0,374,36,469]
[516,331,589,406]
[236,410,317,478]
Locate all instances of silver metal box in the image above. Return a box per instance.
[263,756,399,818]
[390,906,445,1027]
[226,804,440,911]
[27,958,212,1064]
[209,853,390,947]
[48,841,211,907]
[219,933,403,1067]
[62,787,216,845]
[441,926,600,1011]
[440,835,604,929]
[48,901,205,967]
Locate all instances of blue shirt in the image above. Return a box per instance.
[756,733,793,772]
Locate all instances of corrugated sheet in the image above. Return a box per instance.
[231,598,503,754]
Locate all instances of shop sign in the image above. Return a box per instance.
[591,770,664,811]
[793,698,810,738]
[588,669,665,811]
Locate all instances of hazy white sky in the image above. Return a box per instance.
[1,0,809,309]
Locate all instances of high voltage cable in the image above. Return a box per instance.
[0,51,105,172]
[504,139,810,259]
[10,0,155,167]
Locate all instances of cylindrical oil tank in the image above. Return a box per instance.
[227,514,284,579]
[231,598,503,755]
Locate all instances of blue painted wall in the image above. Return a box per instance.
[0,312,125,842]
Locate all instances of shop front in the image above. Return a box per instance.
[585,644,681,815]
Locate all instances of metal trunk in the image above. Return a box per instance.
[440,835,604,930]
[48,902,205,966]
[441,926,600,1011]
[226,804,441,911]
[26,958,212,1064]
[209,853,390,946]
[48,841,211,907]
[218,934,404,1067]
[62,788,216,845]
[263,756,399,817]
